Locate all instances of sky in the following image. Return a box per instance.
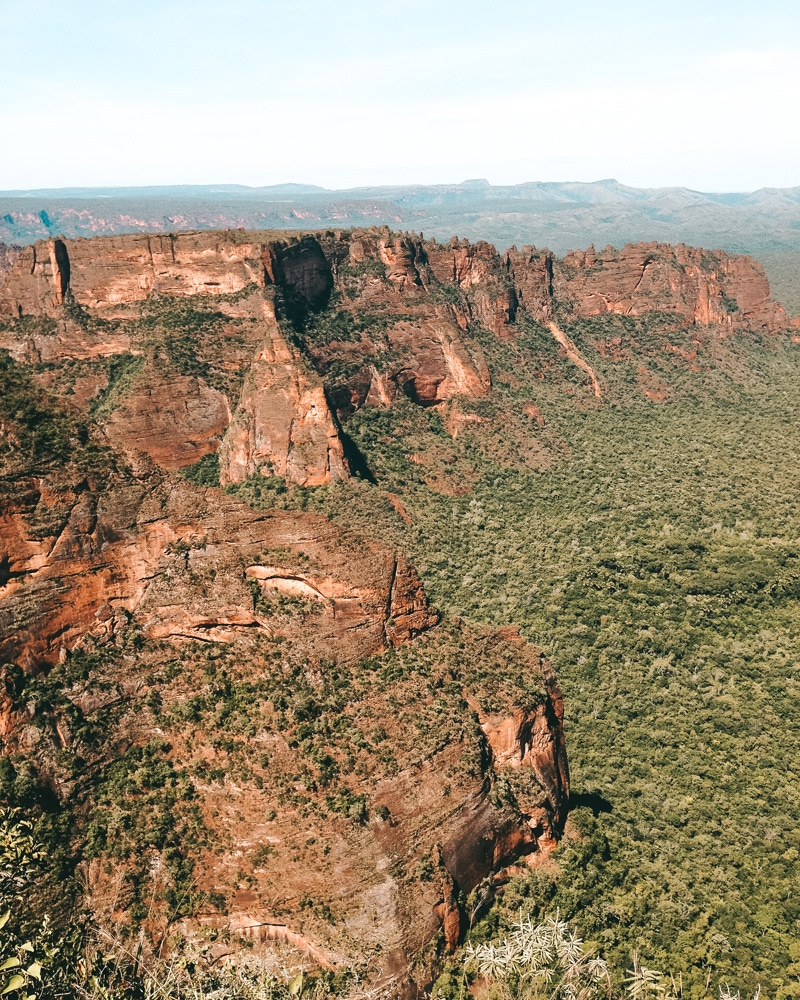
[1,0,798,192]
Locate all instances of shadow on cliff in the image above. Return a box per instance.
[569,790,613,816]
[339,426,377,483]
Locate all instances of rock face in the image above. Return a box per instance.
[216,300,349,487]
[505,247,554,324]
[0,232,787,336]
[549,242,787,332]
[503,241,788,331]
[316,230,492,416]
[0,472,435,671]
[0,244,21,283]
[0,233,262,317]
[473,669,569,849]
[0,459,566,991]
[10,224,794,990]
[103,369,232,471]
[427,238,518,337]
[0,231,788,488]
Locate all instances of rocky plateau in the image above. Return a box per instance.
[0,226,791,992]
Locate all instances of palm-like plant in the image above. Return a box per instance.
[464,913,612,1000]
[623,953,664,1000]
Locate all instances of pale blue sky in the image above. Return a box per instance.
[1,0,798,190]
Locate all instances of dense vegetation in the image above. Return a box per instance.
[230,320,800,999]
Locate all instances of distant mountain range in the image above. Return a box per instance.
[2,178,800,311]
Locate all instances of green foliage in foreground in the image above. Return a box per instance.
[235,329,800,998]
[0,811,363,999]
[437,913,763,1000]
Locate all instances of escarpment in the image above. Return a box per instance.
[0,230,786,334]
[0,473,436,671]
[5,218,774,458]
[0,225,793,992]
[0,228,788,488]
[550,242,787,331]
[215,301,349,487]
[0,338,567,991]
[0,470,567,990]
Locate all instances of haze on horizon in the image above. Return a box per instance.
[1,0,798,193]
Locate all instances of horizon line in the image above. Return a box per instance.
[1,178,799,199]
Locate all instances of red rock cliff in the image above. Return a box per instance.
[0,471,436,672]
[1,231,786,334]
[0,466,567,989]
[0,229,789,491]
[508,241,788,332]
[0,229,585,990]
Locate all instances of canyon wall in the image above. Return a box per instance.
[0,474,436,672]
[0,228,788,491]
[0,460,567,989]
[1,229,784,331]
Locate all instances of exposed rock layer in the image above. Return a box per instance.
[0,474,435,670]
[0,229,787,493]
[0,462,566,989]
[553,242,786,331]
[102,370,232,471]
[0,243,21,283]
[9,224,788,989]
[215,301,349,487]
[0,230,786,333]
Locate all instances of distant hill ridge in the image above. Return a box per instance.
[3,179,800,206]
[3,179,800,250]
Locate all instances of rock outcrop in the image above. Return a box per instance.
[0,231,788,484]
[216,300,349,487]
[0,233,260,317]
[0,244,21,284]
[0,340,568,989]
[427,238,518,336]
[0,223,796,992]
[0,472,435,671]
[1,229,786,341]
[505,247,554,324]
[551,242,787,332]
[0,462,566,990]
[103,369,232,471]
[472,657,569,850]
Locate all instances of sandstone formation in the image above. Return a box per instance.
[427,237,518,337]
[317,230,492,414]
[550,242,788,332]
[0,233,260,317]
[216,301,348,487]
[0,463,567,990]
[2,228,786,488]
[0,230,788,337]
[503,241,788,331]
[0,471,436,671]
[1,223,792,989]
[504,247,554,324]
[102,369,232,471]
